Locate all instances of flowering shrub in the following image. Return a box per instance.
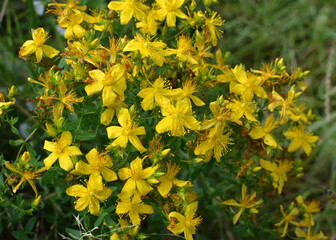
[0,0,326,239]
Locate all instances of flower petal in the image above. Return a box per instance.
[44,152,59,170]
[59,153,74,171]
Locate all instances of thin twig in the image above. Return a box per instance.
[0,0,8,30]
[325,46,335,123]
[147,233,185,239]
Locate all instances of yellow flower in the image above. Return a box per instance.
[180,80,205,106]
[5,161,46,196]
[0,98,15,115]
[82,10,110,32]
[116,192,154,225]
[260,159,293,194]
[48,0,86,15]
[157,163,188,197]
[136,10,159,36]
[66,172,112,214]
[204,11,224,47]
[72,148,117,182]
[55,81,84,113]
[147,135,171,163]
[101,97,125,126]
[168,35,198,64]
[295,227,327,240]
[194,127,233,162]
[201,96,232,130]
[106,108,146,153]
[138,78,181,111]
[58,10,85,40]
[296,195,321,227]
[64,38,104,67]
[123,34,169,66]
[155,0,188,27]
[85,64,126,107]
[108,0,149,25]
[222,184,263,224]
[230,65,267,101]
[249,114,280,148]
[283,126,318,156]
[110,219,139,239]
[43,131,82,171]
[268,89,300,124]
[19,28,59,63]
[275,205,300,237]
[156,99,200,136]
[168,202,202,240]
[118,157,158,197]
[229,97,258,122]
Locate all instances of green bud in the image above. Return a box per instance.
[56,117,65,129]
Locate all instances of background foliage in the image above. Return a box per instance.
[0,0,335,239]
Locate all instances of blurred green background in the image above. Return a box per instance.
[0,0,336,238]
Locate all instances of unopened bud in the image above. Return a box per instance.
[45,123,56,137]
[8,86,16,98]
[32,195,41,207]
[56,117,65,129]
[21,151,31,163]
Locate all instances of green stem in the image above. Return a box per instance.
[15,126,39,162]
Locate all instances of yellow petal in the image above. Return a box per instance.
[74,161,92,175]
[74,196,89,211]
[95,187,112,201]
[249,127,266,139]
[89,197,100,214]
[259,159,276,172]
[158,180,172,197]
[233,208,244,224]
[42,45,59,58]
[129,135,146,153]
[101,167,118,182]
[136,179,153,196]
[185,202,198,218]
[43,152,59,169]
[43,140,56,152]
[64,26,74,40]
[264,134,277,148]
[137,202,154,214]
[60,131,72,147]
[102,86,117,106]
[66,185,88,197]
[222,199,239,206]
[118,168,131,180]
[59,153,74,171]
[121,178,136,196]
[73,24,85,38]
[85,81,103,96]
[64,146,82,156]
[101,107,115,126]
[107,126,123,139]
[20,40,36,56]
[35,47,43,63]
[129,210,141,225]
[112,135,129,148]
[156,116,173,134]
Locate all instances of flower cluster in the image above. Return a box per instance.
[0,0,324,239]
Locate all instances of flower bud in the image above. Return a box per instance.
[45,123,56,137]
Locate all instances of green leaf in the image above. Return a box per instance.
[65,228,82,239]
[25,216,36,233]
[94,212,107,227]
[11,126,20,136]
[42,169,55,185]
[12,231,29,240]
[9,139,24,146]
